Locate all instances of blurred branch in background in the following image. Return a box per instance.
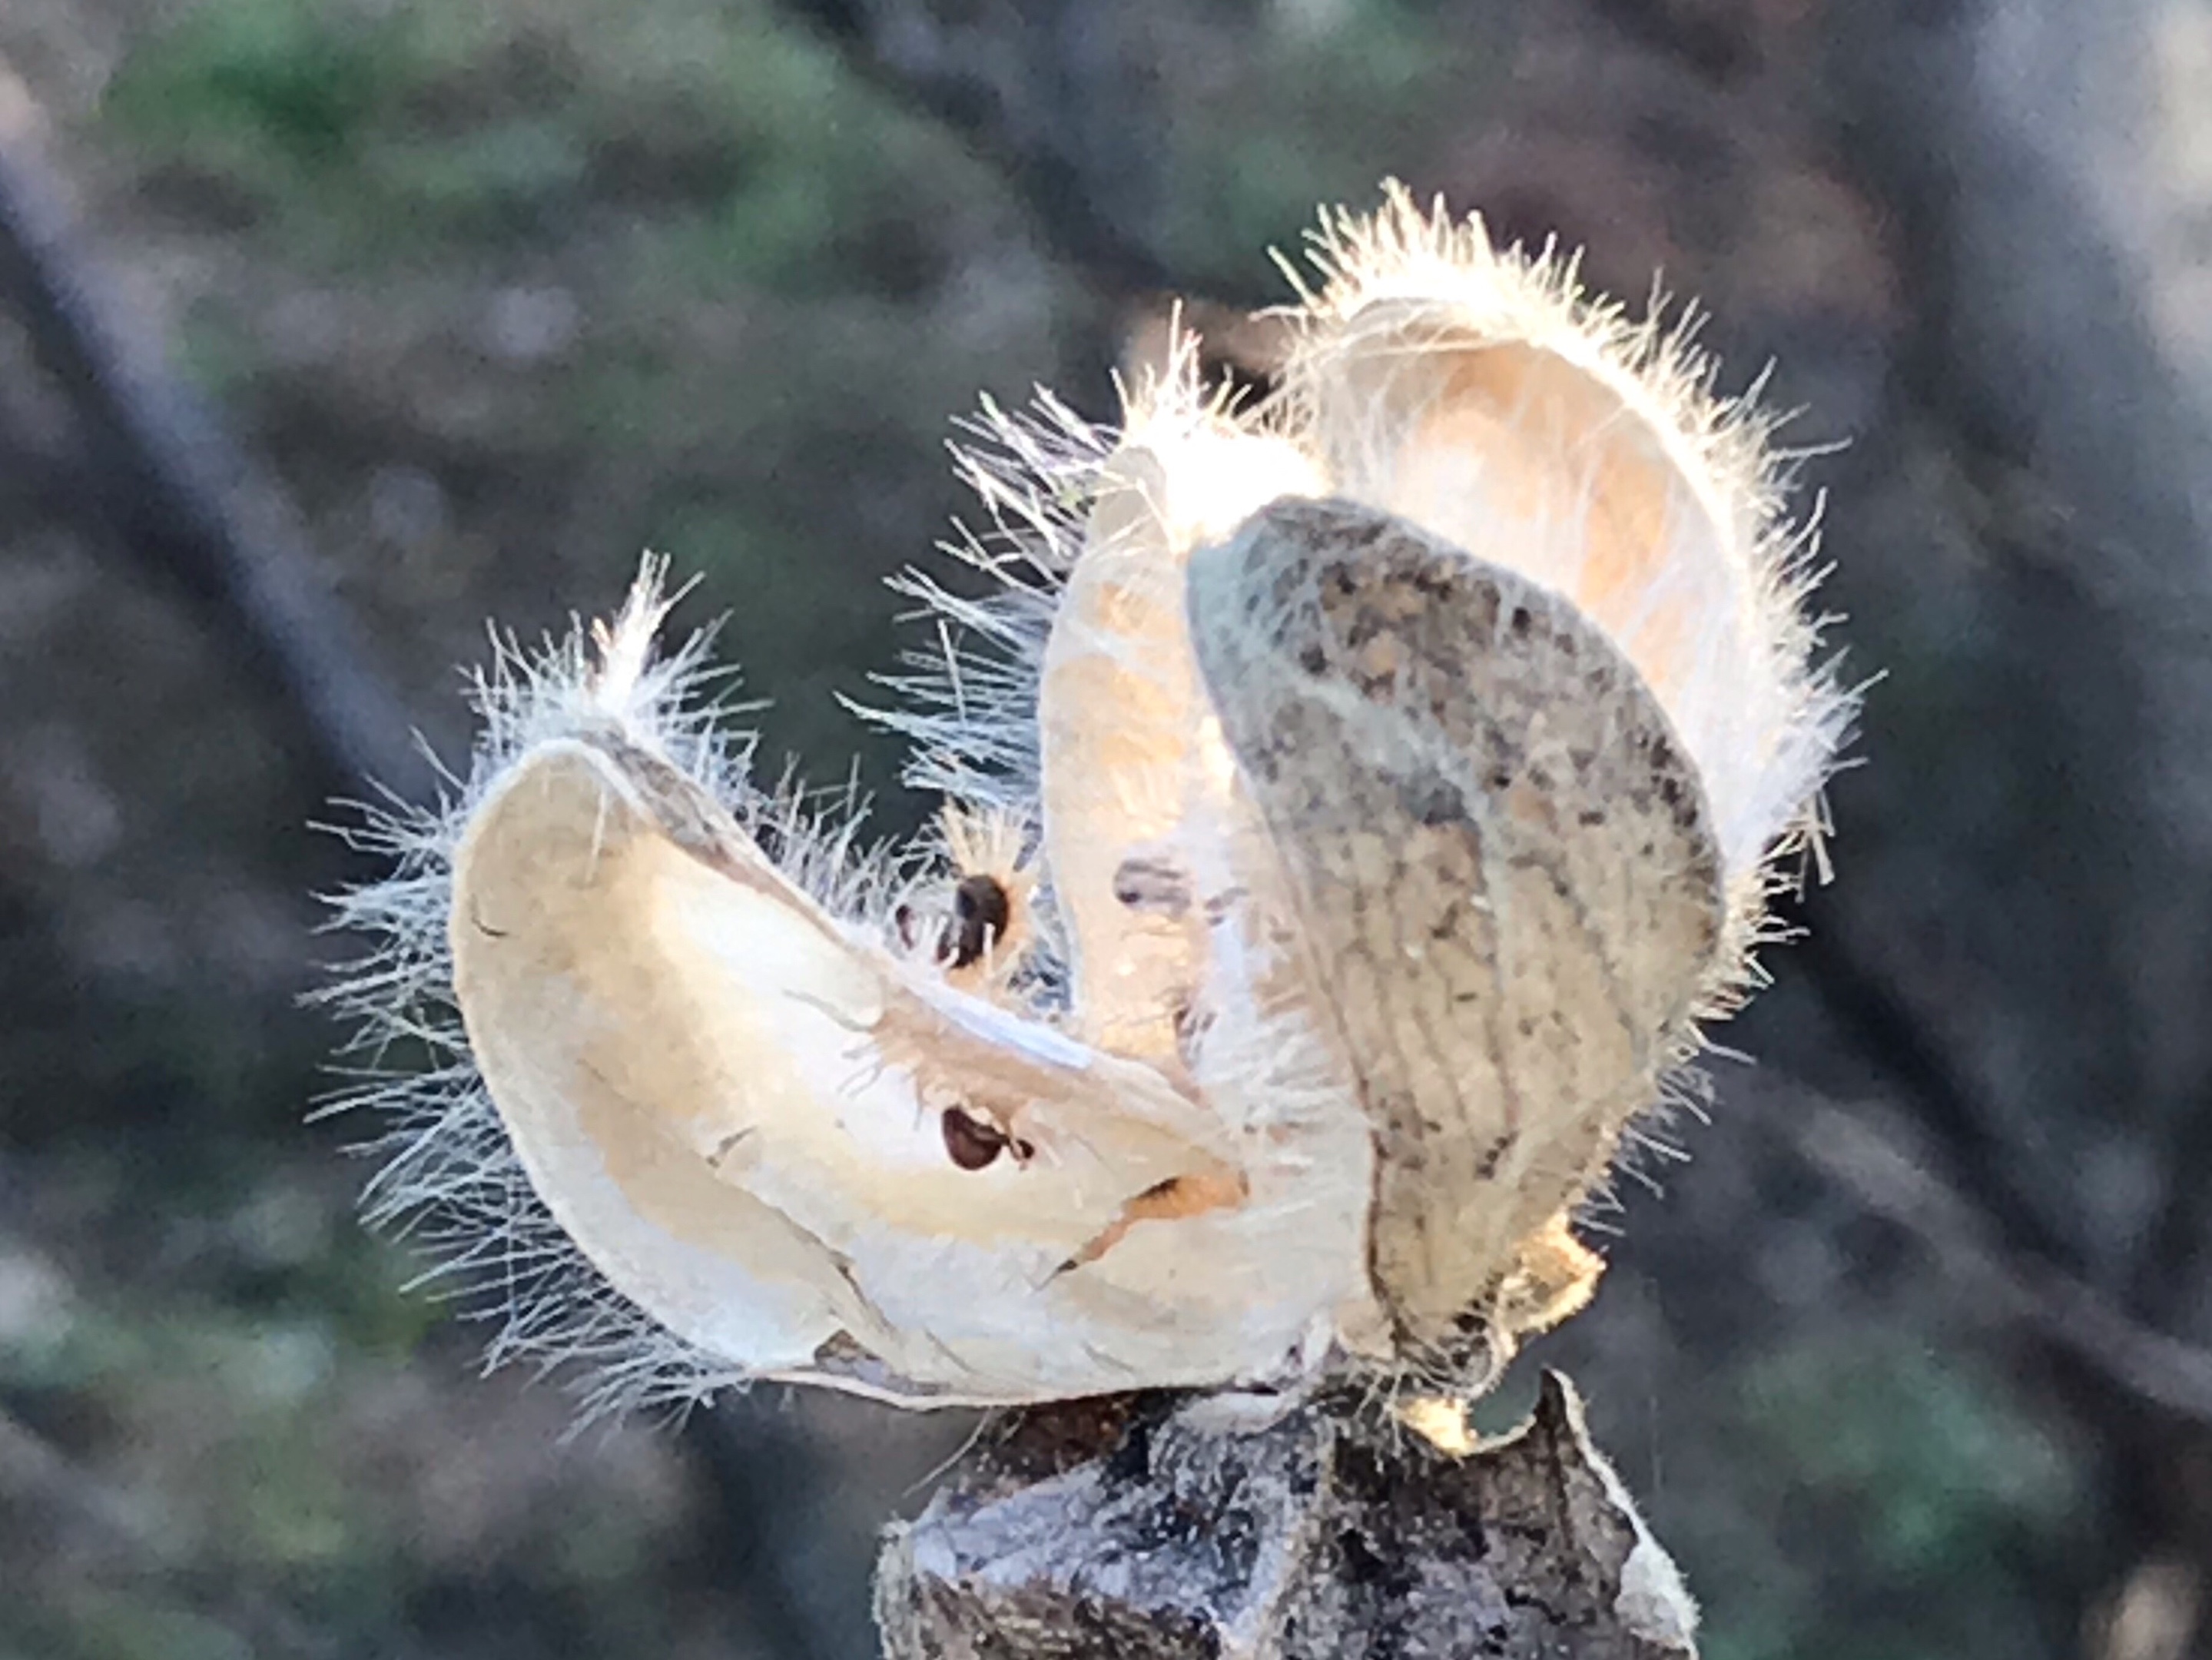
[773,0,1295,397]
[774,0,1178,300]
[0,1397,341,1660]
[1776,1096,2212,1430]
[1798,934,2081,1271]
[0,37,877,1660]
[0,107,423,801]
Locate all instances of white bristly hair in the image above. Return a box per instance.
[1279,184,1855,943]
[320,188,1856,1416]
[319,559,937,1420]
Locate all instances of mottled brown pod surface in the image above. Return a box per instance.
[875,1373,1698,1660]
[1187,498,1728,1372]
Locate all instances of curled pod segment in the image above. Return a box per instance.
[1188,497,1728,1375]
[443,612,1359,1405]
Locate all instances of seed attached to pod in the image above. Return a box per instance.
[942,874,1013,970]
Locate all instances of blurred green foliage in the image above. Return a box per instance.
[98,0,1049,806]
[1712,1339,2083,1660]
[102,0,986,291]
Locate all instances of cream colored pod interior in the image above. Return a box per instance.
[433,593,1370,1407]
[1037,381,1322,1067]
[324,188,1850,1415]
[1278,198,1841,913]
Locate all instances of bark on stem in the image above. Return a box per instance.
[877,1371,1697,1659]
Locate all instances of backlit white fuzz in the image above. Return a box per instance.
[1278,188,1847,918]
[326,189,1852,1413]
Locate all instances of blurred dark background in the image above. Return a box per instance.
[3,2,2211,1656]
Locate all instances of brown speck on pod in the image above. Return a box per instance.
[1111,857,1193,917]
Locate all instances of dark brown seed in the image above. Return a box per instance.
[941,1105,1009,1170]
[942,874,1011,969]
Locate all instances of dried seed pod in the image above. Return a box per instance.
[327,188,1851,1415]
[1281,185,1848,924]
[1038,354,1321,1064]
[1238,190,1847,1375]
[439,616,1366,1405]
[1188,497,1726,1376]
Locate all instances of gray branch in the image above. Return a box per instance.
[877,1373,1697,1660]
[0,130,426,799]
[777,0,1178,301]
